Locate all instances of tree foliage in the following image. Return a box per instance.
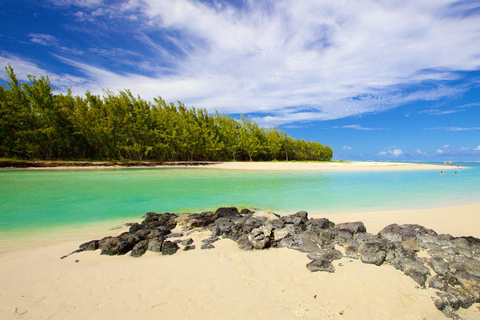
[0,67,333,162]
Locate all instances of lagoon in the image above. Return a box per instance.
[1,162,479,239]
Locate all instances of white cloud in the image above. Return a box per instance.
[430,127,480,131]
[333,125,377,130]
[29,33,58,46]
[343,146,352,150]
[6,0,480,125]
[378,149,403,157]
[415,149,427,155]
[436,145,480,156]
[0,54,94,91]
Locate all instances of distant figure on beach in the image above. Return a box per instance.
[450,161,452,166]
[444,161,446,165]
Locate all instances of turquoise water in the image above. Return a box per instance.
[1,162,479,238]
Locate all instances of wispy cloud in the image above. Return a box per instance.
[333,125,378,130]
[4,0,480,125]
[378,149,404,158]
[0,54,93,91]
[29,33,59,46]
[429,127,480,131]
[420,101,480,115]
[342,146,352,150]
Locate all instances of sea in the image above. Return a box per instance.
[1,162,479,240]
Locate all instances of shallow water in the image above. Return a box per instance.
[1,162,479,238]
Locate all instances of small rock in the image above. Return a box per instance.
[161,241,180,255]
[306,258,335,273]
[181,238,194,246]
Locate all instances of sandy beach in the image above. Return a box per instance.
[0,162,477,320]
[206,161,450,171]
[2,160,451,171]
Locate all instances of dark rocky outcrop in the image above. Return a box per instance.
[65,206,480,318]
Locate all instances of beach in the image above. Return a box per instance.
[1,162,478,320]
[2,160,449,171]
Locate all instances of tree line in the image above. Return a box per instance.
[0,66,333,162]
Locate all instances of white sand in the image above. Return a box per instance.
[205,161,449,171]
[1,203,480,320]
[9,160,452,171]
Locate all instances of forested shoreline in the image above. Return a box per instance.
[0,66,333,162]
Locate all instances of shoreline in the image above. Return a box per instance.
[0,160,452,171]
[1,203,480,319]
[2,202,479,251]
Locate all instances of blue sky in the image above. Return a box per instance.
[1,0,480,161]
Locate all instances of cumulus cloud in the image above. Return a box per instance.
[5,0,480,125]
[343,146,352,150]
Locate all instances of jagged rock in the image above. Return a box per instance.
[273,228,290,241]
[162,241,179,255]
[202,236,220,245]
[334,230,353,244]
[248,226,273,249]
[240,208,253,215]
[379,224,438,242]
[166,232,184,238]
[237,234,253,250]
[344,241,360,259]
[442,306,462,320]
[282,211,308,226]
[335,221,367,235]
[130,240,148,257]
[201,243,215,250]
[429,257,449,276]
[354,232,378,243]
[118,232,142,244]
[99,237,134,255]
[429,275,447,290]
[183,244,195,251]
[214,207,242,219]
[210,217,236,237]
[147,238,163,252]
[358,239,390,266]
[392,257,430,287]
[306,258,335,273]
[305,218,334,233]
[181,238,193,246]
[278,232,320,253]
[307,249,343,261]
[251,211,280,221]
[79,240,99,251]
[129,223,145,233]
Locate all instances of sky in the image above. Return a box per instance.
[1,0,480,161]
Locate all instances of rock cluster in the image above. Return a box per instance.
[67,207,480,319]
